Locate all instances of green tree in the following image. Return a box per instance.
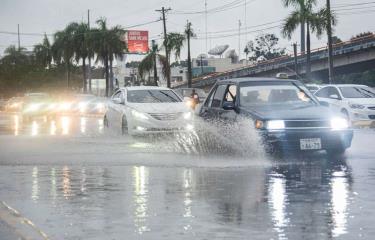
[91,18,126,96]
[70,22,91,93]
[52,23,77,89]
[351,32,374,40]
[33,34,52,69]
[332,36,342,44]
[107,25,126,92]
[138,41,168,86]
[244,33,286,62]
[281,0,336,79]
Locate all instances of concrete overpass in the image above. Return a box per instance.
[175,34,375,90]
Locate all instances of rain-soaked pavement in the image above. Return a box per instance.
[0,113,374,240]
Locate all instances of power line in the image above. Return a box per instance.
[334,5,375,12]
[0,19,162,38]
[196,20,283,35]
[172,0,257,15]
[333,1,375,8]
[196,24,282,40]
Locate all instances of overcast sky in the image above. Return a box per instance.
[1,0,374,62]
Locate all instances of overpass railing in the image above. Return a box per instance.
[174,33,375,88]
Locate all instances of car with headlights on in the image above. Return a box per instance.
[199,78,353,154]
[21,93,52,121]
[70,94,106,116]
[314,84,375,126]
[5,97,24,112]
[104,86,194,135]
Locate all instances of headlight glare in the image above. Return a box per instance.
[183,112,192,120]
[267,120,285,130]
[330,117,349,130]
[26,103,41,112]
[131,109,149,120]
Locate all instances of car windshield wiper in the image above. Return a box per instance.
[291,82,317,105]
[159,91,179,102]
[354,88,373,98]
[147,91,163,103]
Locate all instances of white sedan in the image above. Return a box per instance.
[104,86,194,135]
[314,84,375,125]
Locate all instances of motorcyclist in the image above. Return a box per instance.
[190,89,199,110]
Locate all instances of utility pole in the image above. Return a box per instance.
[87,9,92,93]
[186,21,193,88]
[205,0,208,53]
[326,0,334,84]
[200,55,204,76]
[293,43,298,78]
[17,24,20,51]
[301,22,305,54]
[238,20,241,60]
[152,40,158,86]
[156,7,171,88]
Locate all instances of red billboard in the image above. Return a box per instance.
[126,30,149,54]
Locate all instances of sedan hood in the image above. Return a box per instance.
[242,104,336,120]
[128,102,189,113]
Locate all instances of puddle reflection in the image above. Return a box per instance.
[133,166,150,234]
[3,156,354,239]
[1,114,104,136]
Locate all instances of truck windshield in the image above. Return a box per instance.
[239,82,315,107]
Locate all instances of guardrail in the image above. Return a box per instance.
[174,33,375,88]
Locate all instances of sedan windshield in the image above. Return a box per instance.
[340,86,375,98]
[240,82,315,107]
[127,90,182,103]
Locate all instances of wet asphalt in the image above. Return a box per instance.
[0,113,374,240]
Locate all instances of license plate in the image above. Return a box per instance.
[300,138,322,150]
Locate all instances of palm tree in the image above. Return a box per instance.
[91,18,126,96]
[162,32,186,87]
[52,23,76,89]
[138,41,168,86]
[282,0,336,79]
[107,26,126,93]
[91,18,110,96]
[33,34,52,69]
[71,22,90,93]
[2,45,28,66]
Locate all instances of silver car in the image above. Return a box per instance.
[104,86,194,135]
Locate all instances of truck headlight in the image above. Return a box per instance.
[330,117,349,130]
[131,109,149,120]
[267,120,285,130]
[349,103,365,109]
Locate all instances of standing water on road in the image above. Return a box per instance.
[0,114,374,239]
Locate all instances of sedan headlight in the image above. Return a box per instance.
[183,112,192,120]
[330,117,349,130]
[131,109,149,120]
[266,120,285,130]
[349,103,365,109]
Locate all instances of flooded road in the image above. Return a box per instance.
[0,113,374,239]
